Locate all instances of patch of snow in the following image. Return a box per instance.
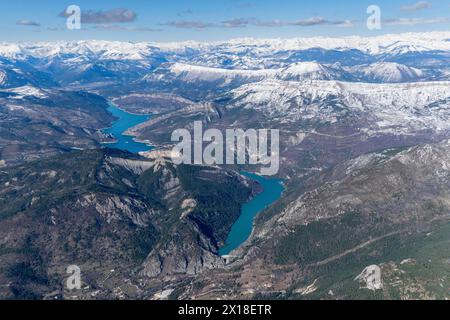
[153,289,174,300]
[2,85,47,98]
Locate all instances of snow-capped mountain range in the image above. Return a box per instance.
[144,61,349,85]
[0,31,448,139]
[146,61,428,85]
[226,79,450,135]
[0,31,448,90]
[1,31,449,59]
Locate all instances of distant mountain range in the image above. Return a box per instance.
[0,32,448,89]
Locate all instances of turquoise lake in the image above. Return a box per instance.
[219,172,284,256]
[103,103,284,256]
[103,104,153,153]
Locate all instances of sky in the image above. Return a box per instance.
[0,0,449,42]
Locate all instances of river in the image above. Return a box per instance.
[103,103,284,256]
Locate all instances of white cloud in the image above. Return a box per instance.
[401,1,431,12]
[16,19,40,27]
[384,17,448,26]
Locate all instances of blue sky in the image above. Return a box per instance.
[1,0,449,42]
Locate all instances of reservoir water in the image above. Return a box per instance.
[103,103,284,256]
[103,104,153,153]
[219,172,284,256]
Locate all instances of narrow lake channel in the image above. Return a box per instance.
[103,103,284,256]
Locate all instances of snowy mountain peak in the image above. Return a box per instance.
[362,62,424,83]
[280,62,342,81]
